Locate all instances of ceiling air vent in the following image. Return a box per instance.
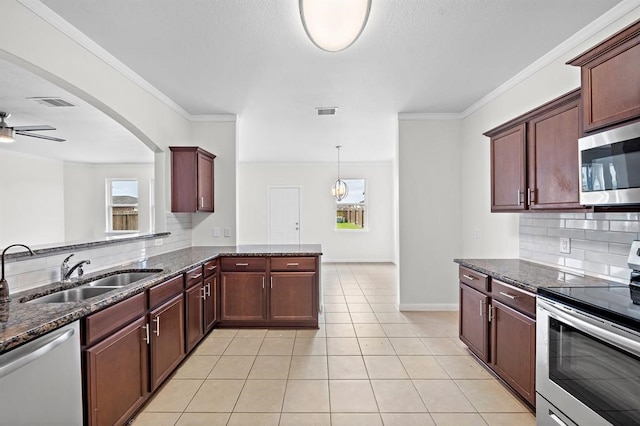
[28,97,76,107]
[316,107,337,116]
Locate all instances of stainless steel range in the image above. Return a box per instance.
[536,242,640,425]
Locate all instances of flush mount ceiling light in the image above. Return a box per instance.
[300,0,372,52]
[332,145,349,201]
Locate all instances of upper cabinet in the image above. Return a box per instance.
[170,147,216,213]
[485,89,582,212]
[568,19,640,133]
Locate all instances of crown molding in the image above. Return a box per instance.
[17,0,235,123]
[397,112,463,121]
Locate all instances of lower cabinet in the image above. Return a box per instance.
[149,294,185,391]
[459,283,489,363]
[185,281,205,352]
[203,272,218,332]
[221,272,267,321]
[270,272,316,322]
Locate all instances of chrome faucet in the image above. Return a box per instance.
[0,244,35,303]
[61,254,91,281]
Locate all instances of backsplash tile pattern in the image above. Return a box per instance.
[6,213,193,294]
[519,212,639,283]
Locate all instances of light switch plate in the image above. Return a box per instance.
[213,227,220,237]
[559,237,571,254]
[155,238,163,246]
[224,227,231,237]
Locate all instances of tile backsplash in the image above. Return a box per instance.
[519,212,639,283]
[5,213,193,294]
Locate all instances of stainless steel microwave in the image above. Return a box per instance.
[579,120,640,206]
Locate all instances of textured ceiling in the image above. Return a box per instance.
[21,1,626,161]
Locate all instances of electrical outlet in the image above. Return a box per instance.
[213,227,220,237]
[559,237,571,254]
[474,228,480,240]
[154,238,163,246]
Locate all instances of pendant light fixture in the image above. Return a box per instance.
[0,114,14,143]
[300,0,372,52]
[332,145,348,201]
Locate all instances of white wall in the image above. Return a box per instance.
[398,120,462,310]
[0,150,65,247]
[237,162,395,262]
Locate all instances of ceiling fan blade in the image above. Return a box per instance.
[13,125,56,131]
[15,130,65,142]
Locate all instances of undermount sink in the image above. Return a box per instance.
[28,286,118,304]
[83,271,159,287]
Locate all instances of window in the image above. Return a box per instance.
[336,178,366,230]
[107,179,139,232]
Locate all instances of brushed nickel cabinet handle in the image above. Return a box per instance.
[286,263,299,267]
[200,197,204,208]
[479,300,483,317]
[190,273,203,279]
[200,285,206,300]
[153,317,160,336]
[270,276,273,289]
[517,189,522,205]
[236,263,249,267]
[206,282,211,297]
[499,291,518,300]
[143,324,150,345]
[262,277,265,290]
[207,266,216,271]
[462,274,476,281]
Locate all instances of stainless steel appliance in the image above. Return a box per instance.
[579,120,640,206]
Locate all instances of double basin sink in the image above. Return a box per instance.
[27,270,162,304]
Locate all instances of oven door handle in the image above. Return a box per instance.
[539,298,640,358]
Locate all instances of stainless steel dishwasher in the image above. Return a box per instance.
[0,321,83,425]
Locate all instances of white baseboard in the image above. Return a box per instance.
[321,258,396,264]
[399,303,459,312]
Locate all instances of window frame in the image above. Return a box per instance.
[106,178,140,233]
[334,178,368,232]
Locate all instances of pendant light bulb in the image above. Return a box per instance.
[332,145,349,201]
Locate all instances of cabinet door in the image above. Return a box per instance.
[491,300,536,406]
[85,317,148,426]
[150,294,185,391]
[270,272,316,322]
[490,123,527,211]
[197,151,214,212]
[185,283,204,352]
[528,97,581,209]
[221,272,266,321]
[203,274,218,332]
[459,283,489,362]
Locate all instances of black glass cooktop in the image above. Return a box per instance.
[538,285,640,333]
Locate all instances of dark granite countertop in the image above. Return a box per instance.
[454,258,622,293]
[0,244,322,354]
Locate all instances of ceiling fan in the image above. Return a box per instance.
[0,111,65,143]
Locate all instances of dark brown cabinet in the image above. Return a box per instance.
[203,260,218,332]
[270,272,316,322]
[149,294,185,391]
[485,89,583,212]
[459,283,489,363]
[221,272,267,322]
[170,146,216,213]
[568,19,640,133]
[185,269,205,352]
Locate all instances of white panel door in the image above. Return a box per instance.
[268,187,300,245]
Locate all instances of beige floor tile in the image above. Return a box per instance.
[289,356,328,379]
[370,380,426,412]
[343,289,365,296]
[411,323,458,338]
[380,413,436,426]
[176,413,230,426]
[193,337,232,355]
[324,295,346,304]
[209,329,239,337]
[296,325,326,338]
[389,338,430,355]
[235,329,268,337]
[226,413,280,426]
[258,337,294,355]
[293,337,327,355]
[224,337,264,355]
[375,313,407,323]
[400,356,449,379]
[382,323,417,337]
[248,356,291,379]
[325,323,356,337]
[371,303,398,313]
[324,303,349,312]
[331,413,383,426]
[345,295,368,303]
[323,288,344,295]
[173,355,219,379]
[265,329,297,338]
[133,412,181,425]
[348,303,374,313]
[366,295,390,304]
[480,412,535,426]
[430,413,488,426]
[413,380,476,413]
[185,379,244,412]
[436,356,492,379]
[326,338,361,355]
[358,337,395,355]
[329,380,379,412]
[421,338,467,355]
[279,413,331,426]
[328,355,368,379]
[325,312,353,323]
[350,312,380,323]
[144,379,204,412]
[234,380,287,412]
[364,356,409,379]
[455,380,529,413]
[354,323,386,337]
[282,380,330,412]
[208,356,255,379]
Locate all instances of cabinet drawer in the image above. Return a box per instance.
[84,292,146,346]
[459,267,489,293]
[491,279,535,318]
[148,275,184,309]
[271,257,316,272]
[203,259,218,277]
[220,257,266,272]
[185,266,204,289]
